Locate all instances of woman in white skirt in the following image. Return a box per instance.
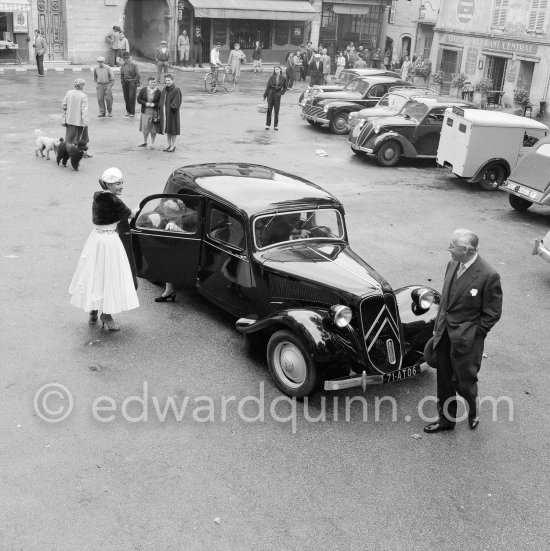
[69,167,139,331]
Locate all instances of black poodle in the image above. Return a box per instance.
[56,140,88,171]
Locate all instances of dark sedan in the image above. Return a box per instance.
[130,163,440,397]
[348,97,475,166]
[301,76,412,134]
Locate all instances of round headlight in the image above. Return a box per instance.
[357,120,365,129]
[374,123,380,134]
[330,305,352,328]
[411,288,435,309]
[323,105,329,113]
[349,112,358,120]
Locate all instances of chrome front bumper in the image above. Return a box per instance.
[533,239,550,264]
[348,140,373,154]
[302,112,330,124]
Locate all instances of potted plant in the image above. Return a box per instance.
[411,59,432,85]
[431,70,446,92]
[451,72,467,89]
[513,88,530,105]
[475,77,493,108]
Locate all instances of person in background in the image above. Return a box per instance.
[292,50,302,84]
[384,48,392,69]
[62,78,91,155]
[69,167,139,331]
[252,41,262,73]
[335,51,346,80]
[93,56,115,117]
[155,40,171,83]
[228,43,246,82]
[193,28,203,68]
[285,52,295,90]
[177,30,190,67]
[120,52,140,117]
[137,76,161,149]
[33,29,46,77]
[321,48,331,84]
[116,31,130,65]
[263,65,287,131]
[159,73,182,152]
[309,53,324,86]
[105,25,121,67]
[401,55,412,81]
[371,48,382,68]
[354,56,367,69]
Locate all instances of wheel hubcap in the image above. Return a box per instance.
[274,342,307,386]
[384,147,395,160]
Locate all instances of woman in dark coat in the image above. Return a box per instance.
[159,73,182,152]
[137,76,161,149]
[263,65,287,131]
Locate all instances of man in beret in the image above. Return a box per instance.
[93,56,115,117]
[120,52,140,117]
[155,39,171,83]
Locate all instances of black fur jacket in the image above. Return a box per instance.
[92,191,132,225]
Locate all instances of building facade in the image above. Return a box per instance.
[431,0,550,110]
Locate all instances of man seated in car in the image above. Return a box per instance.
[137,198,197,232]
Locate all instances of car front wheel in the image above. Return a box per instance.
[329,112,349,134]
[267,330,319,397]
[508,194,533,211]
[377,140,402,167]
[479,163,506,191]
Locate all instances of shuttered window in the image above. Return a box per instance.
[528,0,548,32]
[491,0,509,29]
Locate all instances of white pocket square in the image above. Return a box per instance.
[470,289,478,296]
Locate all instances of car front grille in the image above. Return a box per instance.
[270,274,342,306]
[303,104,325,118]
[360,294,403,374]
[357,122,375,145]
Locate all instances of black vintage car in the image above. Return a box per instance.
[298,68,400,107]
[348,97,474,166]
[301,76,412,134]
[131,163,440,397]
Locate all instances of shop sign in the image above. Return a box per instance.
[13,9,28,33]
[443,34,538,55]
[457,0,475,24]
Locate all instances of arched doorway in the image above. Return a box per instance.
[124,0,172,61]
[400,36,412,60]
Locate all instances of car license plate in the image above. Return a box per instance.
[516,185,533,197]
[383,365,420,384]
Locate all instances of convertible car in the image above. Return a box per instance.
[131,163,440,397]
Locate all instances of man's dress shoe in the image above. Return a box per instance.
[424,422,455,433]
[469,417,480,430]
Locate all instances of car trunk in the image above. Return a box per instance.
[507,153,550,193]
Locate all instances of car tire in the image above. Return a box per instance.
[329,112,350,134]
[267,330,319,397]
[479,163,506,191]
[508,194,533,211]
[376,140,401,167]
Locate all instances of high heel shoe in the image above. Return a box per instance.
[155,291,176,302]
[89,310,98,323]
[100,313,120,331]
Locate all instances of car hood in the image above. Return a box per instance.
[315,91,362,104]
[375,114,418,128]
[357,106,395,120]
[258,241,390,298]
[507,152,550,193]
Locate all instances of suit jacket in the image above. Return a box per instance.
[309,59,323,77]
[433,255,502,355]
[34,35,47,56]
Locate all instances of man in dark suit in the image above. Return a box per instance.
[309,53,324,86]
[424,229,503,433]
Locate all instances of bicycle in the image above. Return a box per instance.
[204,65,236,93]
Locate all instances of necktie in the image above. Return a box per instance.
[456,263,466,279]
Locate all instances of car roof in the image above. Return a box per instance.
[446,108,549,129]
[408,96,476,107]
[164,163,342,215]
[353,75,410,84]
[343,68,400,77]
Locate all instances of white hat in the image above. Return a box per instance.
[101,167,123,183]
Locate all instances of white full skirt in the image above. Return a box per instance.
[69,224,139,314]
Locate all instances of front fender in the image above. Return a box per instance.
[325,101,362,114]
[370,131,418,157]
[236,308,361,365]
[394,285,440,357]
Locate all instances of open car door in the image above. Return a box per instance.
[131,193,204,288]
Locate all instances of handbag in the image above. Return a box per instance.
[152,109,160,123]
[257,99,268,114]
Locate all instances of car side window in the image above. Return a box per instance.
[368,84,385,98]
[136,197,198,233]
[522,129,546,147]
[425,108,446,123]
[208,208,245,250]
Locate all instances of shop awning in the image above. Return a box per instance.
[333,4,371,15]
[190,0,318,21]
[0,0,30,11]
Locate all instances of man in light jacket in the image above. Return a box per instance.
[33,29,47,77]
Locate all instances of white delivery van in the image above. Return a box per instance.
[436,107,549,190]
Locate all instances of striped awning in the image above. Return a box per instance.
[190,0,318,21]
[0,0,30,11]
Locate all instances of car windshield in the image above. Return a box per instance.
[344,79,368,94]
[254,209,344,249]
[400,100,430,121]
[379,93,408,110]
